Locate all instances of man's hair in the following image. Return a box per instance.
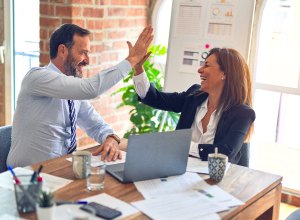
[49,23,90,59]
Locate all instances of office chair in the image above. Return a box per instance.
[237,142,250,167]
[286,208,300,220]
[0,125,12,173]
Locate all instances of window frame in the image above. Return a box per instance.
[4,0,13,125]
[249,0,300,194]
[251,0,300,97]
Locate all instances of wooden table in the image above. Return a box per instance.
[8,139,282,220]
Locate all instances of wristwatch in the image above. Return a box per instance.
[107,134,121,144]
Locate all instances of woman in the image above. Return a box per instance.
[133,47,255,164]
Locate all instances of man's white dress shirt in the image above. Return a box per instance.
[7,60,132,167]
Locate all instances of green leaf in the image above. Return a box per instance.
[111,87,128,96]
[110,44,180,138]
[39,190,55,207]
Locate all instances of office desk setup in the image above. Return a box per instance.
[1,139,282,220]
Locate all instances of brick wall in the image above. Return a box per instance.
[39,0,150,149]
[282,191,300,207]
[0,0,4,126]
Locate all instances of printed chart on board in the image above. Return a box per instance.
[173,0,207,38]
[204,0,239,41]
[164,0,255,93]
[179,42,211,74]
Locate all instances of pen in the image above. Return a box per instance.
[30,171,37,182]
[7,165,37,208]
[37,165,43,176]
[30,165,43,183]
[7,165,17,178]
[55,201,88,205]
[37,176,43,182]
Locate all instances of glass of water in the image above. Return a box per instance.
[87,164,106,191]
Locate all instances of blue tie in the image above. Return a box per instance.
[68,100,77,154]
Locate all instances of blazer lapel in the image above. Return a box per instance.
[214,109,231,142]
[178,94,208,129]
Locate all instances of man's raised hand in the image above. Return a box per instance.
[126,25,154,68]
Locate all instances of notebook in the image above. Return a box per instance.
[106,129,192,183]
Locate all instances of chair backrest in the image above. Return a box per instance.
[237,142,250,167]
[0,125,12,173]
[286,208,300,220]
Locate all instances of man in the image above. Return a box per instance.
[7,23,153,168]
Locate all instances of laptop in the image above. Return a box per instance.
[106,128,192,183]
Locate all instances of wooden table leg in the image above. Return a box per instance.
[230,183,282,220]
[256,184,281,220]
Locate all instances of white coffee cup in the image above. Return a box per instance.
[72,151,91,179]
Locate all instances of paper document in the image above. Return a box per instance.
[54,193,139,220]
[187,158,231,174]
[0,214,27,220]
[199,185,244,208]
[132,192,227,220]
[66,150,126,167]
[134,171,244,210]
[0,188,18,218]
[136,193,221,220]
[0,167,72,192]
[173,0,206,38]
[179,43,211,74]
[134,172,210,199]
[184,213,220,220]
[204,0,239,41]
[41,173,73,192]
[0,167,33,190]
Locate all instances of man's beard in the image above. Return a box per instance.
[63,53,85,78]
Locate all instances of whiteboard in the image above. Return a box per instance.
[164,0,256,93]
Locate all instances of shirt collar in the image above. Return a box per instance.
[47,61,63,74]
[201,98,208,110]
[201,97,222,117]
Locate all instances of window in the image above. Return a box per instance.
[13,0,40,109]
[151,0,172,67]
[251,0,300,191]
[4,0,39,120]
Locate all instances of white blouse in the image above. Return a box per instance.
[189,98,221,159]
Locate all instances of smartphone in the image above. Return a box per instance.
[80,202,122,220]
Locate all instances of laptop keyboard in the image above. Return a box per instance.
[114,170,124,178]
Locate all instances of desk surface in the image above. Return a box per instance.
[10,140,282,220]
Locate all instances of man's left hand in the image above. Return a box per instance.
[92,137,122,162]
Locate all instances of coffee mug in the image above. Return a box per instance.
[72,151,91,179]
[208,153,228,181]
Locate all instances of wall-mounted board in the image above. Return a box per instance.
[164,0,256,93]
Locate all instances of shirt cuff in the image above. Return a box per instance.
[189,141,201,158]
[116,60,132,77]
[102,132,114,144]
[133,71,150,99]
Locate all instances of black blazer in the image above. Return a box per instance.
[138,84,256,164]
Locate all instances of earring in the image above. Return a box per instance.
[222,78,224,81]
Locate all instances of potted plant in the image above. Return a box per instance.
[36,190,55,220]
[112,45,180,138]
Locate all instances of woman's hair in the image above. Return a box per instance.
[197,47,254,142]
